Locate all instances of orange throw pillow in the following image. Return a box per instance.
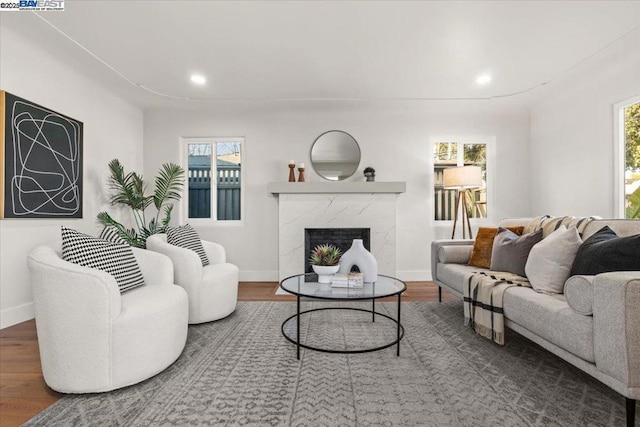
[468,226,524,268]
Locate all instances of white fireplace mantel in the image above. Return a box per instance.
[268,181,406,194]
[271,182,405,281]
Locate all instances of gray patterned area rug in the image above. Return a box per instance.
[25,301,630,426]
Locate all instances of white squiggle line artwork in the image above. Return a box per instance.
[10,100,81,216]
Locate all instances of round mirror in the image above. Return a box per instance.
[310,130,361,181]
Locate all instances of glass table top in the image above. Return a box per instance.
[279,273,406,300]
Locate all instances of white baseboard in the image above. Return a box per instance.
[396,270,432,281]
[239,271,279,282]
[1,302,35,329]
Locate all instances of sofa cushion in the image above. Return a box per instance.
[503,287,595,362]
[61,226,145,293]
[438,245,473,264]
[525,226,582,294]
[166,224,210,267]
[564,275,594,316]
[468,226,524,269]
[436,263,481,295]
[490,228,543,277]
[570,226,640,275]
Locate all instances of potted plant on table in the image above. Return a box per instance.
[309,244,342,283]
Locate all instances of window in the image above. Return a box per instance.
[433,140,489,221]
[617,100,640,218]
[183,137,244,222]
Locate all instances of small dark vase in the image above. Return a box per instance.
[363,167,376,182]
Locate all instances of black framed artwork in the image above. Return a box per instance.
[0,91,83,218]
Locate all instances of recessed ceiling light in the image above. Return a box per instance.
[476,74,492,85]
[190,74,207,85]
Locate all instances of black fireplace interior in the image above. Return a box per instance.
[304,228,371,278]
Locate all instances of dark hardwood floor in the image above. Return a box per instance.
[0,281,454,427]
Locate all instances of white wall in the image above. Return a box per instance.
[0,27,144,328]
[144,101,530,281]
[530,31,640,217]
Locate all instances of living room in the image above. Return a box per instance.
[1,1,639,426]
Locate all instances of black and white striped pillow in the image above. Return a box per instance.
[99,227,129,245]
[61,226,145,293]
[166,224,210,266]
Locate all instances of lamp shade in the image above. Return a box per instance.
[443,166,482,189]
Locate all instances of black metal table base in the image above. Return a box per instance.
[282,294,404,359]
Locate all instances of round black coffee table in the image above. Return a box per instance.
[279,273,406,360]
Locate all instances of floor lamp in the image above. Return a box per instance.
[443,166,482,239]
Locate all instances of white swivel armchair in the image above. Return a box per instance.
[27,243,189,394]
[146,234,239,324]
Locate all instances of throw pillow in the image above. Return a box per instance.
[166,224,210,266]
[525,226,582,294]
[490,228,543,277]
[564,275,595,316]
[61,226,145,293]
[570,226,640,275]
[468,226,524,269]
[99,227,129,245]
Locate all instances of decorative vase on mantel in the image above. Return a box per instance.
[338,239,378,282]
[312,264,340,284]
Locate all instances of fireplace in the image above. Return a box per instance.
[271,186,404,281]
[304,228,370,277]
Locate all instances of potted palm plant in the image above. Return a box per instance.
[97,159,185,248]
[309,244,342,283]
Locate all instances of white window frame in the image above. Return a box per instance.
[613,95,640,218]
[180,136,245,226]
[430,136,495,226]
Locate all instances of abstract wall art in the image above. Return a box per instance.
[1,91,83,219]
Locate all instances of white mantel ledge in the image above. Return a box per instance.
[268,181,406,194]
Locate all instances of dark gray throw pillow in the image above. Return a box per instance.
[490,228,543,277]
[570,226,640,275]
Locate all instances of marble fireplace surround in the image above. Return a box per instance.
[268,182,406,281]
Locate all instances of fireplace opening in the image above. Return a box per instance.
[304,228,371,279]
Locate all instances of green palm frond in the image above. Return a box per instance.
[159,204,174,232]
[97,212,142,247]
[154,163,185,210]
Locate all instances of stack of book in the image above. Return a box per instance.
[331,272,364,288]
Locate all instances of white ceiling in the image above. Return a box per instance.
[3,1,640,109]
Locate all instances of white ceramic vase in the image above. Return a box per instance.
[338,239,378,282]
[312,264,340,284]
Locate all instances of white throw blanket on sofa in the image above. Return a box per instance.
[464,271,531,345]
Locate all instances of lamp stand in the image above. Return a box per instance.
[451,189,473,239]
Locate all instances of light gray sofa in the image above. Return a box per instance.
[431,218,640,426]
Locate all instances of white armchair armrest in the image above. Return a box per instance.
[146,234,203,287]
[132,248,174,287]
[202,240,226,264]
